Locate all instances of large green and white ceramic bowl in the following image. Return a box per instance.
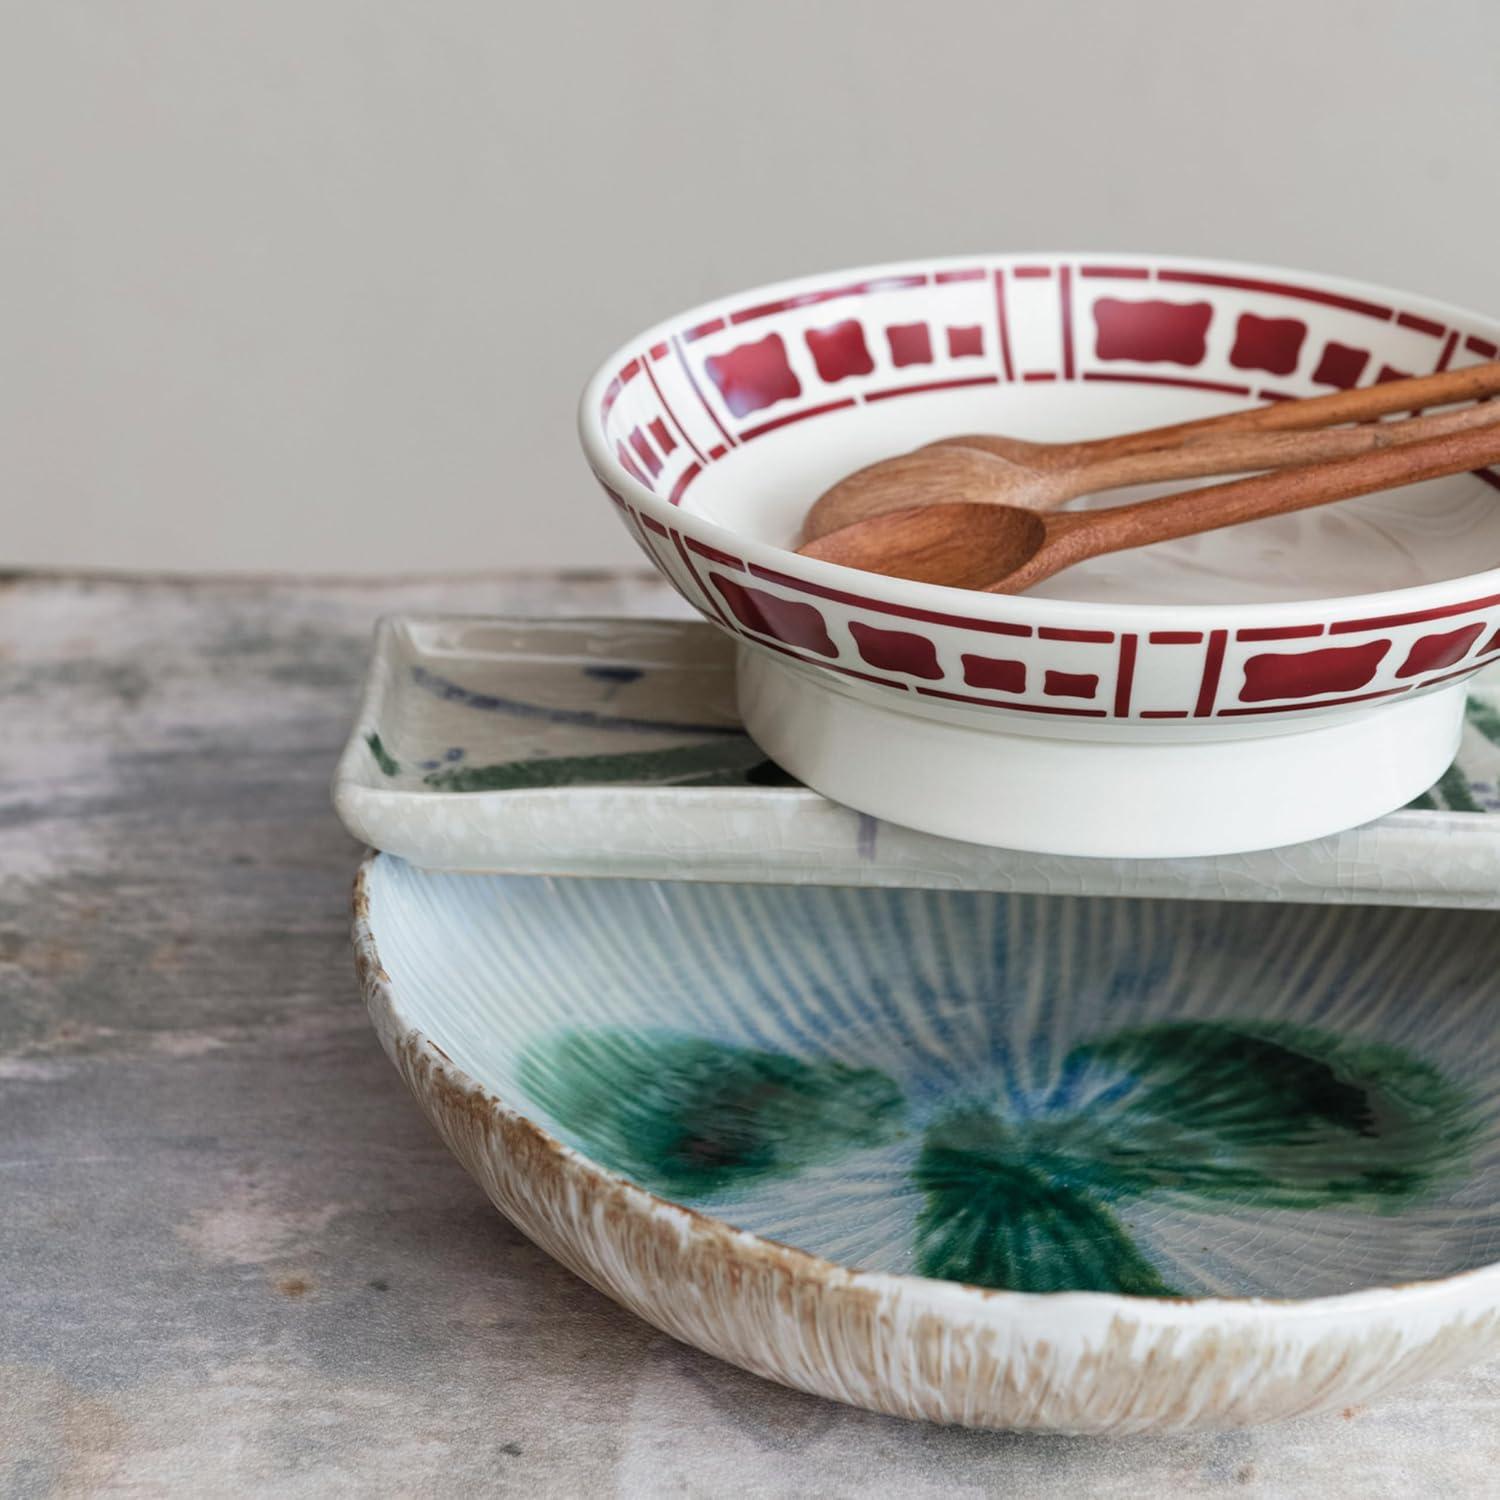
[354,854,1500,1432]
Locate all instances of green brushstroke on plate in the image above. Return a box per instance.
[421,738,786,792]
[1466,693,1500,747]
[366,731,399,777]
[1432,761,1482,813]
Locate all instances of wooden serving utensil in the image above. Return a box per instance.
[798,419,1500,596]
[802,360,1500,543]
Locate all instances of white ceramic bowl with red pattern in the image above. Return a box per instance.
[579,254,1500,857]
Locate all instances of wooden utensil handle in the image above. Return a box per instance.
[1118,359,1500,454]
[951,359,1500,467]
[1052,422,1500,568]
[1063,399,1500,500]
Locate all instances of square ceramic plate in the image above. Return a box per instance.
[333,615,1500,907]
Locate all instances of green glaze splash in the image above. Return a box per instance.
[1057,1021,1477,1209]
[521,1018,1476,1297]
[912,1021,1475,1292]
[519,1028,903,1197]
[422,739,789,792]
[366,731,399,777]
[913,1107,1175,1295]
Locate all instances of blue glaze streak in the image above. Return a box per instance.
[411,664,743,737]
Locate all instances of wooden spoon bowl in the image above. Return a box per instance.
[800,501,1046,590]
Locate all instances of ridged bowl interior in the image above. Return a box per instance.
[366,857,1500,1301]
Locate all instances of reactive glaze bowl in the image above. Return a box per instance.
[578,253,1500,856]
[356,853,1500,1433]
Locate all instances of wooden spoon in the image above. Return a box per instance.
[803,360,1500,543]
[804,400,1500,541]
[798,419,1500,596]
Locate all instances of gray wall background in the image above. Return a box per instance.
[4,0,1497,575]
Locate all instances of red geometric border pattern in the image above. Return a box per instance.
[594,257,1500,721]
[596,480,1500,722]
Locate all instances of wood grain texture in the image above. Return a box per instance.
[801,365,1500,544]
[1034,418,1500,593]
[951,359,1500,462]
[803,421,1500,593]
[2,572,1498,1496]
[1021,399,1500,508]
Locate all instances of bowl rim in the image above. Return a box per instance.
[578,250,1500,631]
[355,849,1500,1330]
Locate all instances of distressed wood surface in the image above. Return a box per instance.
[2,571,1497,1498]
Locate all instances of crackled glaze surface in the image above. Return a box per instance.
[334,615,1500,895]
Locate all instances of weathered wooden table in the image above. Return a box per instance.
[4,572,1497,1497]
